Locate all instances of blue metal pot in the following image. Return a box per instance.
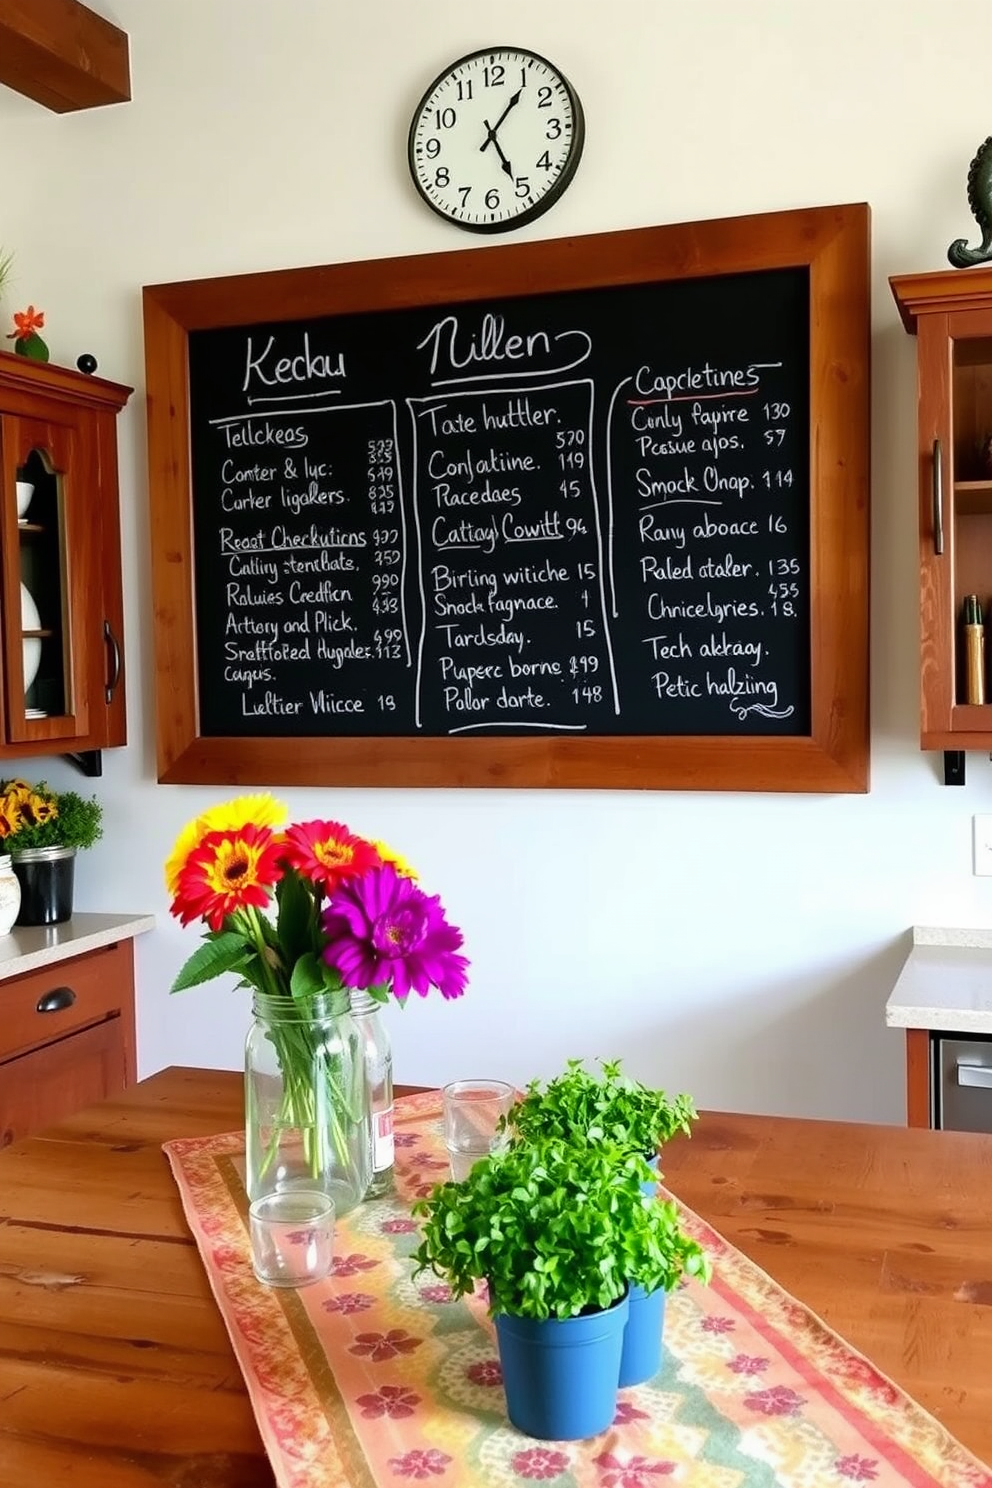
[494,1290,629,1440]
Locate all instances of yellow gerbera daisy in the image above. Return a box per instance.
[199,793,286,836]
[164,816,206,897]
[369,838,418,880]
[165,794,287,897]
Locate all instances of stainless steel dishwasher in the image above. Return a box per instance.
[935,1036,992,1132]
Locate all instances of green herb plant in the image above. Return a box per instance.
[0,780,103,853]
[504,1057,697,1159]
[412,1136,710,1322]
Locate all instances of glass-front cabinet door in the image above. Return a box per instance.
[0,352,131,762]
[0,412,91,745]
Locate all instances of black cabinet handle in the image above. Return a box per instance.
[932,437,944,556]
[36,986,76,1014]
[104,619,121,704]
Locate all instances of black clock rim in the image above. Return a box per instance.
[407,45,585,234]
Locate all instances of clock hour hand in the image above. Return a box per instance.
[481,123,514,178]
[480,88,522,167]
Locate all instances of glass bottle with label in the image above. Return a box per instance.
[350,989,395,1197]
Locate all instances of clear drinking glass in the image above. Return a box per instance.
[249,1190,335,1287]
[443,1078,515,1181]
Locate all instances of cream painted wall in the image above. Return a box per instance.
[0,0,989,1121]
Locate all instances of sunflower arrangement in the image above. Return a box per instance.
[165,795,468,1179]
[0,778,103,853]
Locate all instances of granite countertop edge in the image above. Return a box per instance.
[887,927,992,1035]
[0,911,155,981]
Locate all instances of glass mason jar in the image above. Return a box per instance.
[244,988,370,1217]
[350,989,395,1198]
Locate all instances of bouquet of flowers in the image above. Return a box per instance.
[165,794,468,1189]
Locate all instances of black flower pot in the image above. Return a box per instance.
[12,846,76,925]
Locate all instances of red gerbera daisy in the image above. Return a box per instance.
[280,819,381,892]
[171,825,284,931]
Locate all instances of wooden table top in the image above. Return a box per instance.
[1,1068,990,1485]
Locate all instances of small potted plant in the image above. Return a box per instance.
[412,1135,709,1440]
[0,778,103,925]
[504,1056,697,1160]
[503,1058,701,1386]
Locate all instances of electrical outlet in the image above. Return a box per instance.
[973,815,992,875]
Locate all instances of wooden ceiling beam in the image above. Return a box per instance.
[0,0,130,113]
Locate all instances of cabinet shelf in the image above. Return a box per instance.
[954,480,992,515]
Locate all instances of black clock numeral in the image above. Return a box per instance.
[456,79,473,101]
[537,85,553,108]
[485,188,501,210]
[483,63,505,87]
[425,137,441,159]
[536,150,553,171]
[514,176,530,198]
[434,166,450,188]
[433,106,456,129]
[458,186,471,207]
[545,117,563,140]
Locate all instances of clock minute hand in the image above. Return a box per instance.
[480,88,522,154]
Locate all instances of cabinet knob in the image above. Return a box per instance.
[36,986,76,1014]
[932,437,944,556]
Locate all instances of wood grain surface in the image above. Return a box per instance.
[1,1067,990,1485]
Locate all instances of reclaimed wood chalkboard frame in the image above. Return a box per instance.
[143,203,869,791]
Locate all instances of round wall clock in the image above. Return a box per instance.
[408,47,585,234]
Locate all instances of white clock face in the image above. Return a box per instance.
[408,48,584,234]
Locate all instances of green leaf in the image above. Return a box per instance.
[289,951,326,1001]
[170,932,251,992]
[276,869,315,961]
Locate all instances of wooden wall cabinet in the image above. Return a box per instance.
[892,268,992,772]
[0,352,131,761]
[0,938,137,1147]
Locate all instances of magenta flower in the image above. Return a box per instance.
[357,1385,422,1419]
[322,1292,375,1315]
[321,864,468,1001]
[512,1447,570,1479]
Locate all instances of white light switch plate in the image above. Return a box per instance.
[973,815,992,876]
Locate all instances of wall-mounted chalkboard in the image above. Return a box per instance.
[144,204,870,791]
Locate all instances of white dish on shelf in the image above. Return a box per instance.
[15,481,34,519]
[20,582,41,696]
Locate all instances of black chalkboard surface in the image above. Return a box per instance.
[187,267,810,742]
[145,205,869,790]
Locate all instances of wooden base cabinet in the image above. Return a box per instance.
[0,939,137,1147]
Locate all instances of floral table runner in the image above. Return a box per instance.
[164,1092,992,1488]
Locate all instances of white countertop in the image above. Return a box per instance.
[886,927,992,1035]
[0,912,155,981]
